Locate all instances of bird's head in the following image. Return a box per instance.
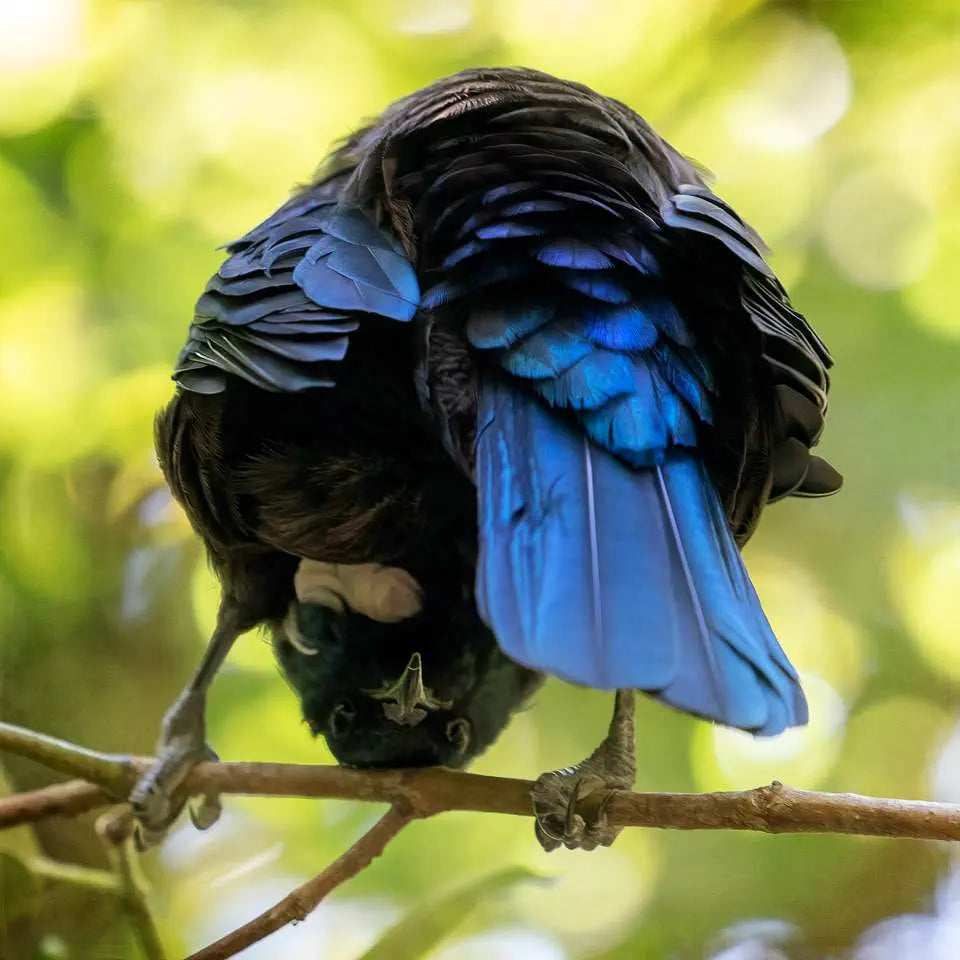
[272,559,542,768]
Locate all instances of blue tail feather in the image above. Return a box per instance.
[474,379,806,735]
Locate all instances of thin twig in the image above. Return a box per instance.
[0,721,133,794]
[96,808,166,960]
[0,779,112,827]
[185,804,414,960]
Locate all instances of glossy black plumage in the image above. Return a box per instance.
[157,67,840,767]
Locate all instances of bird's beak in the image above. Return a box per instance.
[363,652,452,726]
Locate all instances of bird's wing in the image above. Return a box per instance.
[414,150,813,732]
[660,184,841,509]
[174,178,420,395]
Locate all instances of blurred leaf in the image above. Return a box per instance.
[358,867,544,960]
[0,851,40,923]
[0,768,41,863]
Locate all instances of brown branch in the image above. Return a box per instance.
[96,809,166,960]
[4,745,960,842]
[0,779,112,827]
[190,765,960,841]
[601,782,960,840]
[0,721,132,794]
[185,804,413,960]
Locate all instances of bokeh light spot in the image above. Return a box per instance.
[0,284,94,466]
[0,0,86,132]
[692,674,847,791]
[434,928,569,960]
[515,839,656,949]
[821,168,936,289]
[726,17,852,150]
[904,221,960,341]
[391,0,475,34]
[748,552,867,700]
[889,497,960,682]
[838,696,951,799]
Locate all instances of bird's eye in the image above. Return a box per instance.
[329,699,356,737]
[445,717,471,756]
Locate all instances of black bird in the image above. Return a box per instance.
[132,67,840,850]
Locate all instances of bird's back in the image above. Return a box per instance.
[158,67,841,733]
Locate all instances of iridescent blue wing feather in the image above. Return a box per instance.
[175,181,419,394]
[418,151,812,734]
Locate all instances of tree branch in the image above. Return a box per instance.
[185,804,413,960]
[0,721,132,794]
[3,718,960,842]
[0,779,112,827]
[7,719,960,959]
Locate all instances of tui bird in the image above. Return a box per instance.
[132,67,841,851]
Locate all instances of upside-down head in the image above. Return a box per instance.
[272,558,543,768]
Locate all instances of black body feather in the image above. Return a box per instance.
[157,67,840,765]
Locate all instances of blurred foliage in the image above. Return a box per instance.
[0,0,958,957]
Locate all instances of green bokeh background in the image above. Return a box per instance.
[1,0,958,957]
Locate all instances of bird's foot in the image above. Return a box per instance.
[533,689,635,851]
[129,689,221,850]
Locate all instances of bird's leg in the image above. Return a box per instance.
[129,602,242,849]
[533,689,635,851]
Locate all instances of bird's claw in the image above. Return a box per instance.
[188,787,222,832]
[129,690,221,849]
[131,742,220,849]
[532,689,636,852]
[533,770,623,851]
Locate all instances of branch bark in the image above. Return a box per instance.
[0,779,111,827]
[3,716,960,841]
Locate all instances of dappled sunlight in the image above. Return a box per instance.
[434,928,568,960]
[725,16,851,151]
[837,696,953,798]
[90,364,175,460]
[515,840,657,950]
[496,0,710,86]
[889,496,960,683]
[692,674,847,791]
[0,0,87,133]
[381,0,477,36]
[749,553,867,700]
[821,167,936,290]
[0,284,94,465]
[95,8,388,237]
[905,220,960,342]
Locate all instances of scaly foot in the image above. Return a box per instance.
[533,689,635,851]
[129,689,221,849]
